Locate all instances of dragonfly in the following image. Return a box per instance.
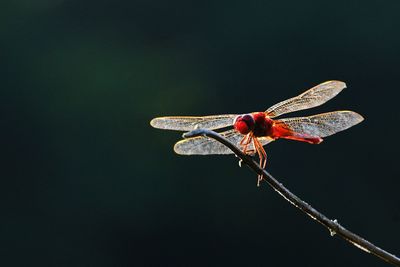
[150,80,364,185]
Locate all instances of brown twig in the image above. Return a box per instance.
[183,128,400,266]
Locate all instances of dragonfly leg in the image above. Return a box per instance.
[239,134,248,146]
[253,138,267,186]
[239,133,253,155]
[252,138,263,186]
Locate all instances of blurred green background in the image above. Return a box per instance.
[2,0,400,266]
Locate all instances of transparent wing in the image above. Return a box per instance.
[174,129,274,155]
[275,111,364,138]
[265,80,346,118]
[150,114,237,131]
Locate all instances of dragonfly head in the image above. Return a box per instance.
[234,114,255,135]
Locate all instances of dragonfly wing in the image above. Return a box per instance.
[174,129,274,155]
[150,114,237,131]
[275,111,364,138]
[266,81,346,118]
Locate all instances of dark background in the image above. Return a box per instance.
[2,1,400,266]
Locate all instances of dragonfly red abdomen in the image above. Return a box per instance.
[271,123,323,144]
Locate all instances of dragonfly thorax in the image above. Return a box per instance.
[252,112,273,137]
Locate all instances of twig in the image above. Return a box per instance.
[183,128,400,266]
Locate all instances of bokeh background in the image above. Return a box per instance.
[2,1,400,266]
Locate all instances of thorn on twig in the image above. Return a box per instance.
[330,219,338,236]
[238,159,243,167]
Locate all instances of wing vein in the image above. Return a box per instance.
[150,114,237,131]
[275,111,364,138]
[266,80,346,118]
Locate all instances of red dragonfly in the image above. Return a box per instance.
[151,81,363,184]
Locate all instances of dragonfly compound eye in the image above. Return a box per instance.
[234,114,255,135]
